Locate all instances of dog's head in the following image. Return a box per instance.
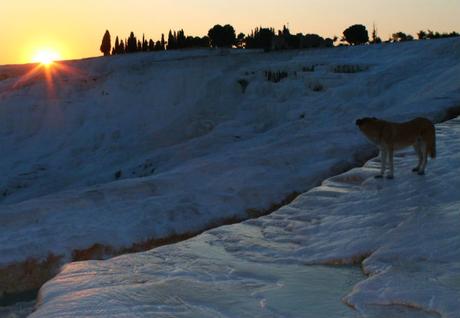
[355,118,365,127]
[356,117,377,128]
[355,117,381,139]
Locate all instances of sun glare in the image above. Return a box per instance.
[32,49,61,66]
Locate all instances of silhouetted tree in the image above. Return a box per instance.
[272,26,331,50]
[119,40,125,54]
[236,33,245,48]
[102,22,343,56]
[343,24,369,45]
[154,41,163,51]
[392,32,414,42]
[161,34,166,50]
[417,30,427,40]
[282,25,290,37]
[417,30,459,40]
[280,26,299,48]
[208,25,222,47]
[448,31,460,38]
[200,36,210,47]
[182,36,196,48]
[178,30,186,48]
[324,38,334,47]
[142,34,149,51]
[223,24,237,47]
[259,28,275,51]
[112,36,120,55]
[100,30,112,56]
[208,24,236,48]
[371,24,382,44]
[288,33,301,48]
[302,34,323,48]
[127,32,138,53]
[165,29,209,50]
[167,30,176,50]
[245,27,275,51]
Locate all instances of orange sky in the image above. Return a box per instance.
[1,0,459,65]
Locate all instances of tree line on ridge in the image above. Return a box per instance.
[100,24,460,56]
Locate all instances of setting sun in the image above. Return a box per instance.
[32,49,61,65]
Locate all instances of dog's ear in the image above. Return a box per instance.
[356,118,364,126]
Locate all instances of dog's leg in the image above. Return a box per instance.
[387,147,394,179]
[412,143,422,172]
[418,142,428,175]
[375,148,387,178]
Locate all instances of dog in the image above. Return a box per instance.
[356,117,436,179]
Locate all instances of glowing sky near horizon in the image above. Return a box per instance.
[1,0,459,64]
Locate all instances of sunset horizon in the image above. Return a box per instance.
[2,0,460,65]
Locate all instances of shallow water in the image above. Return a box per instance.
[31,234,364,318]
[239,264,362,317]
[135,235,365,317]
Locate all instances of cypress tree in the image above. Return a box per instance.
[161,34,166,50]
[119,40,125,54]
[167,30,175,50]
[127,32,137,53]
[113,36,120,55]
[142,34,148,51]
[100,30,112,56]
[177,29,186,48]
